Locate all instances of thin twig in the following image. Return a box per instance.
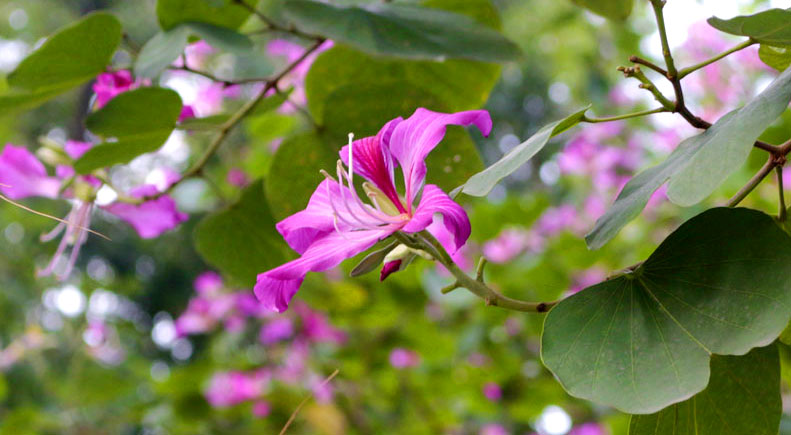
[475,257,488,282]
[726,156,776,207]
[678,39,756,79]
[582,107,667,123]
[628,55,667,76]
[777,166,787,222]
[279,369,339,435]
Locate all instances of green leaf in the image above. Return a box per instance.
[629,345,781,435]
[135,23,252,78]
[76,87,183,173]
[175,114,231,131]
[759,44,791,72]
[542,207,791,414]
[157,0,254,30]
[0,13,121,114]
[194,181,291,286]
[708,9,791,46]
[350,241,397,277]
[306,45,500,124]
[666,66,791,206]
[134,26,191,79]
[455,107,588,197]
[283,0,520,62]
[571,0,633,21]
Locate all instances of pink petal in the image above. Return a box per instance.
[402,184,470,252]
[255,228,393,312]
[102,185,187,239]
[387,108,492,206]
[64,140,93,160]
[0,144,61,199]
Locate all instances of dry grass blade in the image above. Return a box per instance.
[279,369,340,435]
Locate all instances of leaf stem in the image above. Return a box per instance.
[582,107,667,123]
[726,156,776,207]
[777,166,787,222]
[649,0,677,77]
[678,39,756,79]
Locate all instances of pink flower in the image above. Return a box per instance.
[0,144,61,200]
[92,70,138,109]
[195,271,224,296]
[205,370,270,408]
[482,382,502,402]
[252,400,271,418]
[227,168,250,188]
[480,423,509,435]
[102,184,188,239]
[294,302,346,344]
[483,229,530,263]
[254,109,491,312]
[569,423,606,435]
[259,317,294,344]
[389,348,420,368]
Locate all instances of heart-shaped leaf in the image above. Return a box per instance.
[76,87,183,173]
[542,207,791,414]
[629,345,781,434]
[283,0,520,62]
[708,9,791,46]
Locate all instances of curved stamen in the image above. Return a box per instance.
[335,162,383,228]
[319,170,366,230]
[336,161,403,224]
[58,202,92,281]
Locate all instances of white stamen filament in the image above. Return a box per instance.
[347,133,354,180]
[336,161,401,225]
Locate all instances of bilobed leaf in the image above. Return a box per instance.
[194,181,291,286]
[584,112,735,249]
[0,13,121,114]
[134,26,191,79]
[284,0,520,62]
[76,87,183,173]
[708,9,791,45]
[667,66,791,206]
[571,0,633,21]
[629,345,781,435]
[157,0,254,30]
[759,44,791,72]
[542,207,791,414]
[455,107,589,197]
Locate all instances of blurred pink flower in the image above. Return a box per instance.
[480,423,509,435]
[389,348,420,368]
[259,317,294,344]
[483,382,502,402]
[227,168,250,188]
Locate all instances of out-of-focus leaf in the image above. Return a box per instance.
[76,87,182,173]
[176,114,231,131]
[0,13,121,114]
[759,44,791,71]
[571,0,633,20]
[666,66,791,206]
[194,181,291,286]
[629,345,781,435]
[351,241,397,277]
[708,9,791,45]
[156,0,254,30]
[283,0,520,62]
[185,22,252,54]
[455,107,588,197]
[542,208,791,414]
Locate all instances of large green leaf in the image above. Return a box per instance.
[708,9,791,46]
[666,66,791,206]
[571,0,633,21]
[629,345,781,435]
[194,181,291,286]
[0,13,121,114]
[283,0,520,62]
[759,44,791,72]
[542,207,791,414]
[76,87,183,173]
[156,0,254,30]
[455,107,588,197]
[135,23,252,78]
[305,45,501,124]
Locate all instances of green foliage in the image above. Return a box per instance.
[759,44,791,72]
[194,181,291,286]
[456,107,588,197]
[156,0,254,30]
[666,66,791,206]
[708,8,791,46]
[542,208,791,413]
[76,87,183,173]
[570,0,634,21]
[629,345,781,435]
[283,0,520,62]
[0,13,121,114]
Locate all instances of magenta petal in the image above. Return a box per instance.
[64,140,93,160]
[102,185,188,238]
[0,144,61,200]
[387,109,492,205]
[402,184,470,252]
[255,228,393,312]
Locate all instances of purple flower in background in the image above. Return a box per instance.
[483,228,531,264]
[266,39,333,110]
[389,348,420,368]
[568,422,606,435]
[259,317,294,344]
[294,302,346,344]
[226,168,250,188]
[195,271,224,295]
[102,183,188,239]
[480,423,509,435]
[255,108,491,312]
[482,382,502,402]
[205,370,270,407]
[252,400,271,418]
[92,70,139,108]
[0,144,61,200]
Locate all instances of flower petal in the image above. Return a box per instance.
[0,144,61,200]
[254,228,394,312]
[277,178,395,254]
[339,117,404,210]
[402,184,470,252]
[102,185,188,239]
[387,109,492,206]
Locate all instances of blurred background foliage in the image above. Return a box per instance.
[0,0,790,434]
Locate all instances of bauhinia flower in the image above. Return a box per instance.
[254,108,492,312]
